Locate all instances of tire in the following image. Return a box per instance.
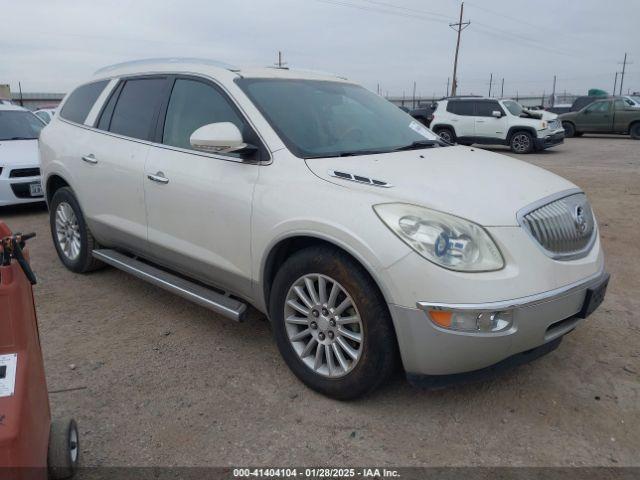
[269,246,398,400]
[435,127,455,144]
[630,123,640,140]
[562,122,576,138]
[48,418,79,480]
[49,187,104,273]
[509,131,534,154]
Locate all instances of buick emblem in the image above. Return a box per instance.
[573,205,588,233]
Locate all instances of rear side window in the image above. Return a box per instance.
[60,80,109,124]
[447,101,475,116]
[107,78,167,140]
[162,78,245,151]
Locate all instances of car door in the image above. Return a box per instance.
[143,76,264,298]
[447,100,475,138]
[575,100,612,132]
[474,100,508,141]
[613,99,632,132]
[75,76,170,255]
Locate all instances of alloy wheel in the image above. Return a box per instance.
[512,133,531,153]
[55,202,81,261]
[284,274,364,378]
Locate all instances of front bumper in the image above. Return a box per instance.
[0,166,44,207]
[389,267,609,377]
[535,129,565,149]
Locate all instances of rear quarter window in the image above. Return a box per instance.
[60,80,109,124]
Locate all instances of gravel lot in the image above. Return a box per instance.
[1,136,639,468]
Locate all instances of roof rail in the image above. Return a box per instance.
[95,57,240,75]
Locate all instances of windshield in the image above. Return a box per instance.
[502,100,524,116]
[237,79,441,158]
[0,110,44,140]
[630,96,640,105]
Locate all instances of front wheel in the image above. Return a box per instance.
[630,123,640,140]
[510,131,534,154]
[269,246,398,400]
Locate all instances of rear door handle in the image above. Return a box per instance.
[147,172,169,184]
[82,154,98,164]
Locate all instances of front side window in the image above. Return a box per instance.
[0,111,45,140]
[475,101,503,117]
[108,78,167,140]
[237,79,440,158]
[162,79,245,151]
[60,80,109,124]
[615,100,628,110]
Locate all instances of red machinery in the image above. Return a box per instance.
[0,221,78,479]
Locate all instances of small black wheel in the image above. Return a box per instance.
[630,122,640,140]
[49,187,103,273]
[269,246,398,400]
[48,418,79,479]
[510,131,534,154]
[563,122,576,138]
[435,127,455,144]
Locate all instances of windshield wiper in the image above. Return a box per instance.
[3,136,37,141]
[393,140,444,151]
[337,149,391,157]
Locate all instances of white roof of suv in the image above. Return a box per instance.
[92,57,350,83]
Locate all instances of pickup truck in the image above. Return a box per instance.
[560,98,640,139]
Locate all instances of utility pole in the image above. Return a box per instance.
[618,53,631,96]
[551,75,557,107]
[500,78,504,98]
[613,72,619,96]
[18,82,23,106]
[449,2,470,97]
[275,51,287,69]
[377,83,380,95]
[412,81,417,109]
[446,77,450,97]
[488,73,493,97]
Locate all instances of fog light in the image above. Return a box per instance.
[428,309,513,333]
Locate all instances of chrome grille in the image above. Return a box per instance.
[520,192,596,259]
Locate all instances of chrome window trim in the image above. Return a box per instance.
[417,266,607,312]
[59,70,273,166]
[516,188,597,261]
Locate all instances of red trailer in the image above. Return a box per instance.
[0,222,79,479]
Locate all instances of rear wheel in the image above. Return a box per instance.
[49,187,103,273]
[630,122,640,140]
[563,122,576,138]
[48,418,79,479]
[270,246,398,400]
[510,131,534,154]
[435,127,455,144]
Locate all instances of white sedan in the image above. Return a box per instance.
[0,104,45,206]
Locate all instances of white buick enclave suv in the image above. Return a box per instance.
[39,59,608,399]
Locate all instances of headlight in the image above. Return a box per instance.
[374,203,504,272]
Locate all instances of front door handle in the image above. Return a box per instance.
[82,154,98,164]
[147,172,169,184]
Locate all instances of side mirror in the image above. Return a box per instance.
[492,110,502,118]
[189,122,256,155]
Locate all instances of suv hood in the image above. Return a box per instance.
[305,146,576,226]
[0,139,40,167]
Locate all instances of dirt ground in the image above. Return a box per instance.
[1,136,639,468]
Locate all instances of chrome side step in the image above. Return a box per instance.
[92,249,247,321]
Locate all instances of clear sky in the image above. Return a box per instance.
[2,0,638,97]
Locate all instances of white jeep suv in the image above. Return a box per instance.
[430,97,565,153]
[39,59,607,399]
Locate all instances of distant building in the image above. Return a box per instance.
[6,90,65,109]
